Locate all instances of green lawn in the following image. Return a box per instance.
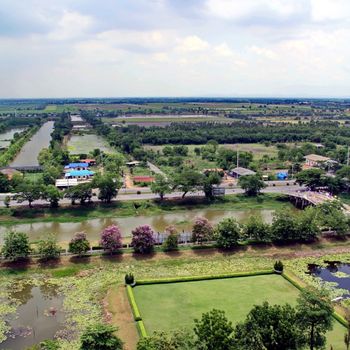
[133,275,346,349]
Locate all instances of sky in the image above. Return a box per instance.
[1,0,350,98]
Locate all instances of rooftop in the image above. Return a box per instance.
[65,170,95,177]
[230,167,256,176]
[304,154,330,162]
[65,162,89,169]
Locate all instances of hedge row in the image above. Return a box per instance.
[283,271,348,329]
[126,285,142,321]
[135,270,274,286]
[136,320,148,338]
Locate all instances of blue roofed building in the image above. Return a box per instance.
[64,163,89,171]
[65,169,95,180]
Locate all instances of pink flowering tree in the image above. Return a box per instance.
[100,225,123,254]
[131,225,155,254]
[192,217,214,244]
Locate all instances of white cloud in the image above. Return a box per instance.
[248,45,277,59]
[310,0,350,22]
[48,11,93,40]
[176,35,210,52]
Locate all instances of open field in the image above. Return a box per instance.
[67,133,115,154]
[134,274,345,349]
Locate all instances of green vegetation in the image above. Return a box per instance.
[0,193,291,225]
[133,274,345,348]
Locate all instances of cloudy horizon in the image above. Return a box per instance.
[1,0,350,98]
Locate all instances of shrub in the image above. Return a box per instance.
[68,232,90,257]
[216,218,241,249]
[1,231,30,261]
[131,225,155,254]
[125,273,135,285]
[80,323,123,350]
[37,235,61,260]
[162,225,179,251]
[100,225,122,254]
[274,260,284,272]
[192,217,214,244]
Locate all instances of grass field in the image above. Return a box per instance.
[133,274,346,349]
[67,133,115,154]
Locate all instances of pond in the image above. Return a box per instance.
[10,121,54,167]
[0,208,277,246]
[0,128,26,148]
[309,262,350,298]
[0,282,65,350]
[67,133,114,155]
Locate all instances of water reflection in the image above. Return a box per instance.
[0,283,65,350]
[0,209,277,245]
[309,262,350,298]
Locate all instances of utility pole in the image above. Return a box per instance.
[347,146,350,167]
[236,149,239,168]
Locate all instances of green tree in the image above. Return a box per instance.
[296,207,320,241]
[203,172,222,199]
[137,330,194,350]
[80,323,123,350]
[37,235,61,260]
[243,215,271,242]
[94,174,121,203]
[4,195,11,208]
[234,302,302,350]
[2,231,30,261]
[65,183,92,205]
[42,185,63,208]
[271,209,299,242]
[238,175,266,196]
[216,218,241,249]
[296,289,334,350]
[69,232,90,257]
[15,181,43,208]
[172,168,204,198]
[0,173,11,192]
[150,174,172,201]
[296,168,325,190]
[192,217,214,244]
[194,309,234,350]
[162,226,179,251]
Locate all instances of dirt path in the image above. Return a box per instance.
[104,285,139,350]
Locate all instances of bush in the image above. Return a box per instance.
[37,235,61,260]
[131,225,155,254]
[80,323,123,350]
[162,225,179,251]
[68,232,90,257]
[216,218,241,249]
[192,217,214,244]
[1,231,30,261]
[125,273,135,285]
[100,225,122,254]
[274,260,284,272]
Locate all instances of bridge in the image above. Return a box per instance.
[288,191,335,209]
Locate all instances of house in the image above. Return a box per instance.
[229,167,256,178]
[304,154,330,168]
[55,178,78,188]
[277,172,288,180]
[133,176,155,183]
[80,159,96,166]
[64,163,89,171]
[0,167,21,180]
[65,170,95,180]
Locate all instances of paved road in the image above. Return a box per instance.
[0,184,304,208]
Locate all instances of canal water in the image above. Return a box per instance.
[10,121,54,167]
[0,283,65,350]
[0,208,276,246]
[0,128,26,148]
[309,262,350,298]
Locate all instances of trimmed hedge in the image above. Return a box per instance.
[126,285,142,321]
[281,272,304,291]
[333,311,348,328]
[135,270,274,285]
[136,320,148,338]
